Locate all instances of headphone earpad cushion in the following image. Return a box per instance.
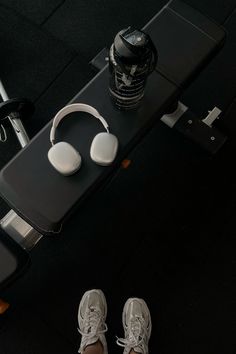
[90,132,118,166]
[48,141,82,176]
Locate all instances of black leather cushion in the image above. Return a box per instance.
[0,0,226,235]
[0,230,30,291]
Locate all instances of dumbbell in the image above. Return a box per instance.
[0,80,34,147]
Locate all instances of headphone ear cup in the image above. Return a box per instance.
[48,141,82,176]
[90,132,118,166]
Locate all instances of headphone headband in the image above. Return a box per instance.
[50,103,109,145]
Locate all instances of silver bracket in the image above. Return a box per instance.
[202,107,222,127]
[160,101,188,128]
[0,210,42,251]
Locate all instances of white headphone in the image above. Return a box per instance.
[48,103,119,176]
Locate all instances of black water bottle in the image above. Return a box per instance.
[109,27,157,110]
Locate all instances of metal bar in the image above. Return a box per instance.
[0,80,9,101]
[0,79,30,148]
[8,113,30,147]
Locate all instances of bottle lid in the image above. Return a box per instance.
[114,27,152,60]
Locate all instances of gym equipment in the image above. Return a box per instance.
[48,103,118,175]
[0,79,34,147]
[0,0,228,289]
[0,0,226,235]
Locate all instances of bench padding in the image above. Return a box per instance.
[0,0,226,235]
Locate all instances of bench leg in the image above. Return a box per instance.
[0,298,10,314]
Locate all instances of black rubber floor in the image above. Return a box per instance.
[0,5,74,101]
[0,0,64,24]
[43,0,166,60]
[0,1,236,354]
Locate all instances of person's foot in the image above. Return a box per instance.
[78,289,108,354]
[116,298,152,354]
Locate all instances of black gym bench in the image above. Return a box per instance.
[0,0,226,294]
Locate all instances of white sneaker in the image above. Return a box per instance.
[78,289,108,354]
[116,298,152,354]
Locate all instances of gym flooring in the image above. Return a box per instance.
[0,1,236,353]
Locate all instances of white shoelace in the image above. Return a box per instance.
[78,306,108,341]
[116,315,148,354]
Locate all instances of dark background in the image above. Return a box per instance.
[0,1,236,353]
